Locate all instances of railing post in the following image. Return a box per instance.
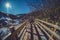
[10,27,15,33]
[50,27,56,40]
[9,27,18,40]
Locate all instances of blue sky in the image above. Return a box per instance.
[0,0,53,15]
[0,0,31,15]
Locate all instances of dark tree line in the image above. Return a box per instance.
[26,0,60,25]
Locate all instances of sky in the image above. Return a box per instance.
[0,0,31,15]
[0,0,55,15]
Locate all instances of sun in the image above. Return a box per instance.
[5,2,11,8]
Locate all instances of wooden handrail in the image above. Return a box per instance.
[4,20,28,40]
[35,19,60,30]
[35,21,60,40]
[34,22,54,40]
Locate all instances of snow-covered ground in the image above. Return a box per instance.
[0,27,11,40]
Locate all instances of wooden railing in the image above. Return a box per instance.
[3,20,28,40]
[35,19,60,40]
